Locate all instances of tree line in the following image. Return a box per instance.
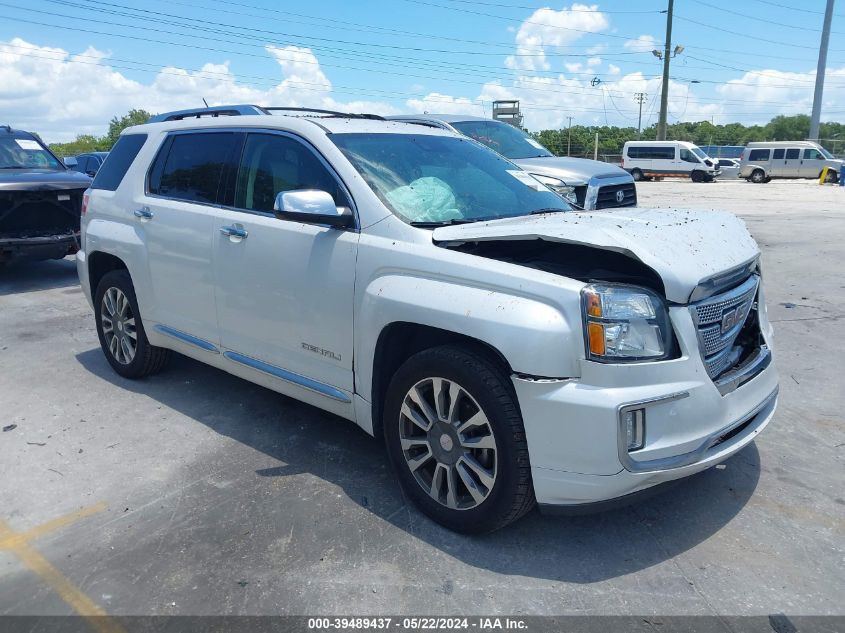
[48,110,845,159]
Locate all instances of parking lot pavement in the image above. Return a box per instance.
[0,179,843,617]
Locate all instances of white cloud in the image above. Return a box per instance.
[504,3,609,72]
[608,64,621,75]
[405,92,485,116]
[624,34,658,53]
[0,38,398,142]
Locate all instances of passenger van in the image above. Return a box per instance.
[622,141,720,182]
[738,141,844,183]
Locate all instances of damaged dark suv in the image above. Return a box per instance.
[0,125,91,265]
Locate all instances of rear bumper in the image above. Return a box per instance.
[0,232,79,262]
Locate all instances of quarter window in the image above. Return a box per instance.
[92,135,148,192]
[149,132,237,204]
[748,149,770,162]
[233,133,349,213]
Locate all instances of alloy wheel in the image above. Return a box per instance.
[101,287,137,365]
[398,377,498,510]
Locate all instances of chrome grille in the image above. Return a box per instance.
[690,274,760,379]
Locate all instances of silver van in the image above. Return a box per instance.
[739,141,843,183]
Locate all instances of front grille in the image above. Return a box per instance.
[690,274,760,380]
[595,182,637,209]
[574,185,588,208]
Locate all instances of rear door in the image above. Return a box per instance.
[771,148,786,176]
[783,148,801,177]
[139,130,239,346]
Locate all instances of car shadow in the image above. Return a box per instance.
[0,257,79,296]
[75,348,762,583]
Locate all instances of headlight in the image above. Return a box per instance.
[530,173,579,205]
[581,284,674,362]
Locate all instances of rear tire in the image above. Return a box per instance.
[631,168,644,182]
[383,345,535,533]
[94,270,171,379]
[750,169,766,184]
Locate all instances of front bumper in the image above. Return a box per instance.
[513,305,778,509]
[0,231,79,263]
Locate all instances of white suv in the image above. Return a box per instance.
[78,105,779,533]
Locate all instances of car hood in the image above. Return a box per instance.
[0,169,92,192]
[512,156,629,185]
[432,208,759,303]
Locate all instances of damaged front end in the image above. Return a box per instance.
[433,208,771,395]
[0,187,86,264]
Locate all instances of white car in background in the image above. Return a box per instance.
[716,158,741,179]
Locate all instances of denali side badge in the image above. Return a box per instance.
[302,342,341,362]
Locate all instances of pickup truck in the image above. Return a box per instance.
[1,126,91,264]
[78,105,778,533]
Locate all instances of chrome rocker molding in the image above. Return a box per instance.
[617,387,778,473]
[154,324,219,353]
[222,351,351,403]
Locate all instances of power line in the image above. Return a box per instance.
[694,0,844,34]
[674,14,845,51]
[428,0,664,13]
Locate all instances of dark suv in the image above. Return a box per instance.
[0,125,91,264]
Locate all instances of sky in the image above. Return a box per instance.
[1,0,845,142]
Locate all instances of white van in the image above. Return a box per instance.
[738,141,844,183]
[622,141,720,182]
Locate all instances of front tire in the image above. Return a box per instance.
[823,169,838,183]
[690,170,705,183]
[383,346,535,533]
[94,270,171,379]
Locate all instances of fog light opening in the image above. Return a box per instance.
[625,408,646,451]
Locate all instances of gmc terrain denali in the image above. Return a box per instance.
[78,106,779,533]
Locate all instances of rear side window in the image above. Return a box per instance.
[748,149,770,162]
[149,132,237,204]
[627,146,674,160]
[91,135,147,191]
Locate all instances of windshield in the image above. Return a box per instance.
[0,136,63,169]
[331,133,570,225]
[691,146,708,160]
[818,146,835,159]
[450,120,553,160]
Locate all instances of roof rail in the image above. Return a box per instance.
[147,104,270,123]
[265,107,384,120]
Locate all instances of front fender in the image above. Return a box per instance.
[355,274,581,405]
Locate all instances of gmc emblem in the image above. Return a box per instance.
[721,301,749,334]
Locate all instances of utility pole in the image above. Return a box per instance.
[566,116,573,156]
[656,0,674,141]
[634,93,647,139]
[810,0,836,141]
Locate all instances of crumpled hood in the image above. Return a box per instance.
[0,169,91,192]
[512,156,630,185]
[432,208,760,304]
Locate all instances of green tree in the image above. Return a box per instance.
[105,109,152,146]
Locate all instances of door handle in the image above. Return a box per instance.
[219,225,248,239]
[134,207,154,220]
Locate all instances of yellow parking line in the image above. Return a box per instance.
[0,504,125,633]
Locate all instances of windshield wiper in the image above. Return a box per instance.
[409,218,477,227]
[529,208,569,215]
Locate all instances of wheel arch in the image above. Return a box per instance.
[88,251,129,299]
[369,322,513,439]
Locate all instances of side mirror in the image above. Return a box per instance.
[273,190,353,229]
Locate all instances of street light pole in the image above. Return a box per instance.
[656,0,674,141]
[566,116,573,156]
[810,0,836,141]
